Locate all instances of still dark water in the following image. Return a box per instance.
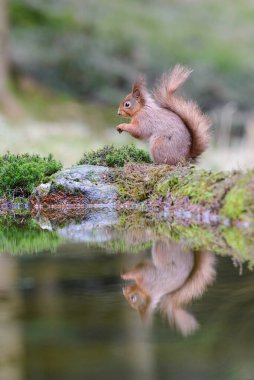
[1,220,254,380]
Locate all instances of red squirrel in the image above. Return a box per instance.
[117,65,211,165]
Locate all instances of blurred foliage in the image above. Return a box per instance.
[0,152,62,196]
[10,1,77,29]
[77,144,151,167]
[9,0,254,109]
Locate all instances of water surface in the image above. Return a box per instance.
[1,215,254,380]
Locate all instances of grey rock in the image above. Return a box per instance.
[34,183,51,197]
[33,165,120,241]
[38,165,118,206]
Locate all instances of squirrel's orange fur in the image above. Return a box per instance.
[117,64,211,164]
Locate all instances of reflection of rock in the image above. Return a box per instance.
[122,239,216,336]
[35,215,53,231]
[57,208,118,243]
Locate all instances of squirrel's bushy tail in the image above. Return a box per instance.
[153,64,211,159]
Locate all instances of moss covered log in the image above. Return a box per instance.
[115,163,254,226]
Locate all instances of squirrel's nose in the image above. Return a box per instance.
[117,109,121,116]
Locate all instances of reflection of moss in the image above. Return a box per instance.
[168,224,215,249]
[117,212,217,250]
[115,210,254,266]
[0,217,62,255]
[166,223,254,263]
[221,226,254,262]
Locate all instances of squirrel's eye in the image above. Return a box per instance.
[130,294,137,303]
[124,101,131,108]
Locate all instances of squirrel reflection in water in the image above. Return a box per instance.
[122,239,216,336]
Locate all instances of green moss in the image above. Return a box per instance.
[157,169,227,204]
[83,159,254,226]
[117,165,254,225]
[13,197,28,205]
[116,164,229,205]
[86,170,98,183]
[0,153,62,197]
[156,174,181,197]
[220,173,254,220]
[222,188,247,219]
[50,183,66,193]
[117,164,172,202]
[77,144,151,167]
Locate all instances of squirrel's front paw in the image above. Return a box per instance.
[116,124,125,133]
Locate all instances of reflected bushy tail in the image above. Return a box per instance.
[160,252,216,335]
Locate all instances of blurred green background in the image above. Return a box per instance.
[0,0,254,168]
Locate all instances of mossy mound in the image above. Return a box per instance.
[117,163,229,205]
[117,163,174,202]
[157,167,228,205]
[77,144,151,167]
[220,172,254,220]
[0,153,62,197]
[116,163,254,225]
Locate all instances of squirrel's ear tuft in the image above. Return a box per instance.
[132,75,146,101]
